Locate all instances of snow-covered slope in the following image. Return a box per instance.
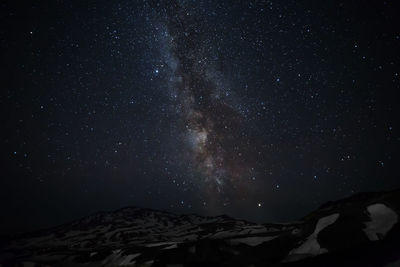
[1,189,400,266]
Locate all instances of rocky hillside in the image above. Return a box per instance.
[1,189,399,266]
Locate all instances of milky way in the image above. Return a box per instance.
[157,1,261,204]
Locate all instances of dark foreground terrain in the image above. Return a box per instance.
[1,189,399,266]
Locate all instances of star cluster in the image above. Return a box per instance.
[1,0,400,233]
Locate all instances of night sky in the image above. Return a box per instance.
[2,0,400,234]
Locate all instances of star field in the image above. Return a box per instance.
[1,0,400,233]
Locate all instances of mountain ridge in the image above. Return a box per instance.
[1,189,399,266]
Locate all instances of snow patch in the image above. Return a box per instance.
[145,242,177,248]
[228,235,278,246]
[285,213,340,261]
[163,243,178,250]
[364,203,398,241]
[210,230,238,239]
[291,228,300,235]
[119,253,140,266]
[143,260,155,266]
[238,226,271,235]
[182,234,198,241]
